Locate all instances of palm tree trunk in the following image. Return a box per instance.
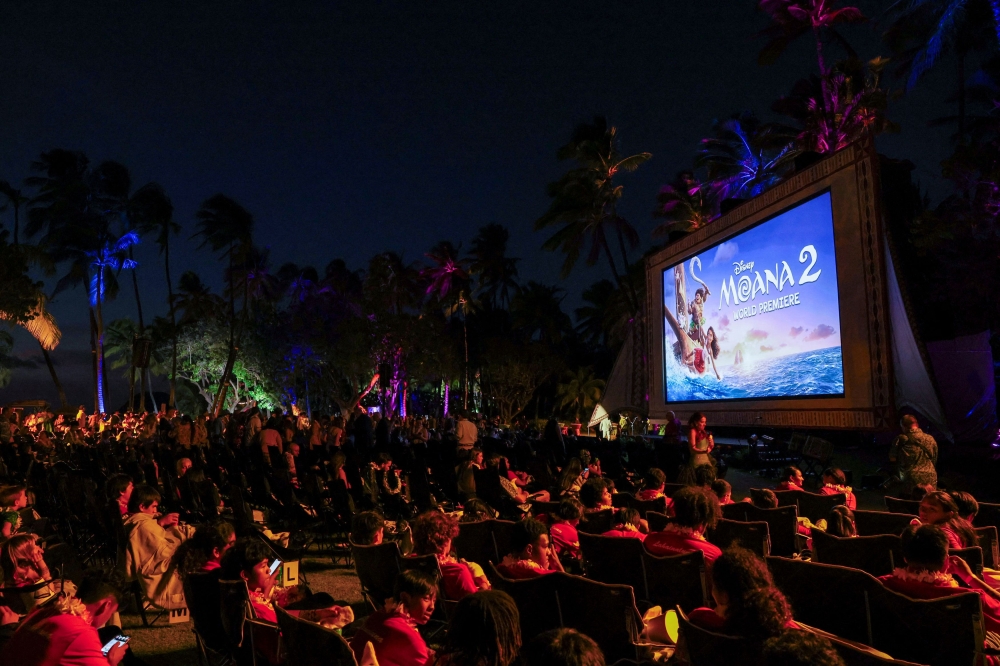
[40,342,68,408]
[463,314,469,410]
[89,308,99,413]
[165,234,178,408]
[958,53,966,139]
[95,271,107,413]
[212,246,237,416]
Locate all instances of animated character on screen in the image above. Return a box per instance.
[665,259,721,380]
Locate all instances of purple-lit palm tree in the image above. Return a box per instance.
[758,0,867,77]
[652,172,719,238]
[696,112,799,200]
[423,241,474,407]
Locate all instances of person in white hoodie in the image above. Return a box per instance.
[123,484,195,610]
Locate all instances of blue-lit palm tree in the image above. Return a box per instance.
[696,112,799,200]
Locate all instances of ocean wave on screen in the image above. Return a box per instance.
[664,346,844,403]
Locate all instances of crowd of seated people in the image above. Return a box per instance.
[4,400,1000,665]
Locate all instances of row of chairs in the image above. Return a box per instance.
[748,487,847,522]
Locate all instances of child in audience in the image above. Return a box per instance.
[879,524,1000,636]
[819,468,856,511]
[712,479,733,505]
[174,520,237,575]
[693,464,716,489]
[497,519,564,579]
[825,506,857,538]
[436,590,522,666]
[460,499,497,522]
[579,478,613,513]
[352,511,386,545]
[106,474,134,518]
[411,511,488,600]
[753,489,779,509]
[636,468,667,501]
[644,487,722,566]
[350,570,437,666]
[776,466,804,491]
[123,484,194,610]
[0,485,28,538]
[602,508,646,541]
[548,498,584,567]
[520,628,605,666]
[0,535,63,611]
[952,491,980,523]
[760,631,847,666]
[918,491,978,549]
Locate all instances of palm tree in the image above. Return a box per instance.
[364,252,422,315]
[758,0,867,77]
[696,112,799,200]
[0,181,28,246]
[469,224,520,309]
[652,172,719,238]
[556,367,605,424]
[422,241,474,407]
[174,271,225,325]
[535,117,651,312]
[194,194,254,415]
[511,282,573,346]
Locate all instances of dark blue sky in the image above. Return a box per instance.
[0,1,957,407]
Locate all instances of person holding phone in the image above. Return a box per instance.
[0,570,128,665]
[123,485,195,610]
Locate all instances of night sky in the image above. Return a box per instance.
[0,1,957,407]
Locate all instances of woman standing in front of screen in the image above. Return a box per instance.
[687,412,715,468]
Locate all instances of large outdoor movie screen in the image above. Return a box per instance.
[662,191,845,403]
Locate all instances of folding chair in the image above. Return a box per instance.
[744,504,798,557]
[751,487,801,509]
[578,509,614,535]
[802,625,928,666]
[274,604,358,666]
[706,519,770,558]
[884,496,921,514]
[453,519,500,566]
[558,574,644,664]
[489,519,517,566]
[798,491,847,523]
[662,483,686,497]
[975,526,1000,570]
[350,540,403,610]
[641,548,707,613]
[768,556,878,645]
[854,510,916,537]
[631,496,669,517]
[676,606,754,666]
[811,529,903,577]
[578,532,646,597]
[487,562,562,639]
[646,511,671,533]
[974,502,1000,533]
[800,436,834,480]
[869,584,984,666]
[950,546,984,578]
[218,579,277,666]
[184,571,233,666]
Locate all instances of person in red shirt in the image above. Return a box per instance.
[411,511,486,601]
[644,486,722,566]
[687,546,797,637]
[578,477,613,513]
[497,518,564,579]
[819,468,856,511]
[603,508,647,541]
[173,520,237,575]
[350,569,437,666]
[636,468,673,513]
[547,498,584,567]
[0,569,127,666]
[712,479,734,505]
[879,524,1000,636]
[775,466,804,492]
[918,491,978,550]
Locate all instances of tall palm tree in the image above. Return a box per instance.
[510,282,573,346]
[422,241,473,406]
[696,112,799,200]
[469,223,520,310]
[535,117,651,313]
[758,0,867,77]
[194,194,254,415]
[174,271,225,325]
[0,181,28,246]
[364,252,422,315]
[652,172,719,238]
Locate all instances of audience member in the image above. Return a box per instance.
[819,468,856,510]
[1,534,60,611]
[825,506,857,538]
[497,518,564,579]
[548,498,584,565]
[752,489,778,509]
[602,508,646,540]
[918,490,978,549]
[711,479,733,505]
[644,487,721,566]
[0,485,27,537]
[352,511,386,546]
[123,485,194,610]
[952,490,980,523]
[174,520,236,575]
[520,627,605,666]
[460,499,497,523]
[775,466,804,492]
[436,590,521,666]
[411,511,485,600]
[350,570,437,666]
[636,468,667,501]
[578,478,612,513]
[760,631,846,666]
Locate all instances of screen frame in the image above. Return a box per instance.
[660,187,847,404]
[645,138,894,430]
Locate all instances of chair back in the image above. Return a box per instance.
[663,483,686,497]
[975,526,1000,569]
[676,607,755,666]
[490,519,517,564]
[487,562,562,638]
[578,509,614,535]
[646,511,671,533]
[558,574,642,664]
[453,519,499,565]
[869,584,984,666]
[531,500,562,516]
[720,502,749,521]
[814,627,927,666]
[274,604,358,666]
[973,501,1000,533]
[707,519,770,558]
[799,491,847,523]
[811,530,903,577]
[641,548,707,612]
[578,532,646,597]
[767,557,878,645]
[751,487,801,508]
[854,510,916,537]
[350,540,402,608]
[884,496,921,514]
[744,504,798,557]
[183,570,227,652]
[218,579,251,649]
[950,546,984,578]
[631,496,669,517]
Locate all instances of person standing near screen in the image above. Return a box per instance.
[889,414,938,494]
[679,412,715,485]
